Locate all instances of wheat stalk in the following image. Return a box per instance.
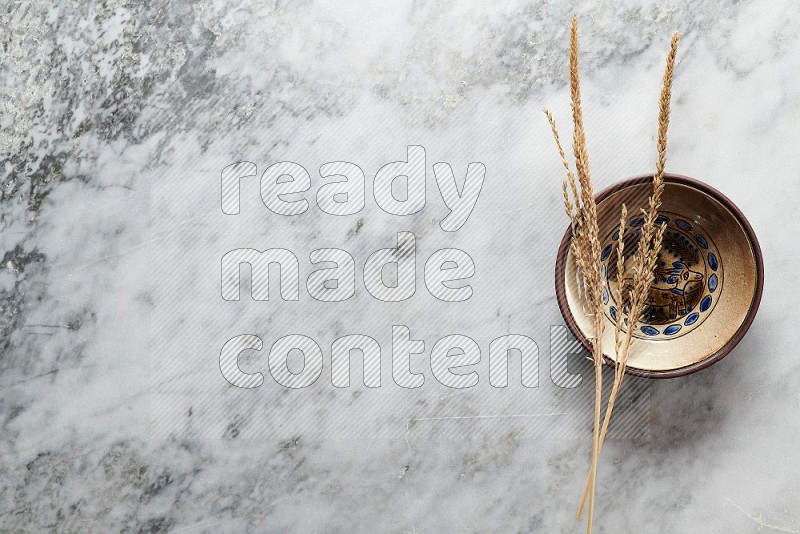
[545,20,680,534]
[597,30,679,449]
[568,18,605,534]
[544,16,606,534]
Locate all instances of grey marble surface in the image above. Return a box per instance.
[2,1,798,532]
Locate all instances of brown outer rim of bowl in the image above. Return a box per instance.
[554,173,765,379]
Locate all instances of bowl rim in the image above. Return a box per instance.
[554,173,765,379]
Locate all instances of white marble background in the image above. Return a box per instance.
[2,1,799,532]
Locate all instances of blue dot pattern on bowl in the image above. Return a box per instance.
[709,274,718,292]
[641,326,660,336]
[664,324,682,335]
[708,252,718,271]
[600,211,723,340]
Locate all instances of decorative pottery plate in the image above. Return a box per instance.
[555,174,764,378]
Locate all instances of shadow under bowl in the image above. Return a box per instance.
[554,174,764,378]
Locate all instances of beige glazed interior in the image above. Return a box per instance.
[562,179,759,373]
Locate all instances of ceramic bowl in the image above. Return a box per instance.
[555,174,764,378]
